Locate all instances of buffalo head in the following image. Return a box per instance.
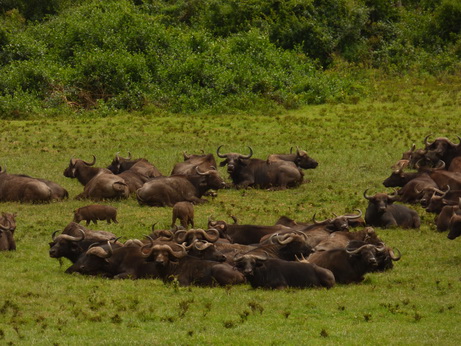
[363,189,399,213]
[217,146,253,174]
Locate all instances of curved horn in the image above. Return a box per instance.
[83,155,96,166]
[183,151,191,160]
[167,244,187,258]
[216,145,228,158]
[435,160,446,170]
[346,243,373,255]
[230,215,238,224]
[195,166,210,175]
[193,240,213,251]
[312,213,330,225]
[363,189,372,200]
[0,166,6,174]
[276,233,294,245]
[345,209,363,220]
[52,230,60,240]
[203,228,220,242]
[54,229,85,242]
[423,134,432,147]
[174,230,188,243]
[87,241,113,258]
[389,247,401,261]
[239,146,253,160]
[151,222,158,232]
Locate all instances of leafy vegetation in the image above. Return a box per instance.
[0,0,460,117]
[0,77,460,343]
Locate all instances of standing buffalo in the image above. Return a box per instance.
[217,146,304,189]
[64,156,129,200]
[363,190,421,229]
[171,202,194,229]
[73,204,118,225]
[136,168,226,206]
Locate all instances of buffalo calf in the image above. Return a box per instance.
[73,205,118,225]
[171,201,194,229]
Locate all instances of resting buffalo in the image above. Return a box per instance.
[267,147,318,170]
[423,135,461,167]
[0,167,59,203]
[144,244,244,286]
[234,253,335,289]
[425,187,461,214]
[314,227,382,252]
[136,168,226,207]
[64,156,129,200]
[306,241,399,284]
[363,190,421,229]
[171,152,218,176]
[49,222,118,264]
[73,204,118,225]
[0,213,16,251]
[107,153,162,193]
[435,201,460,232]
[448,213,461,240]
[208,218,293,245]
[383,169,438,204]
[66,240,159,278]
[217,146,303,189]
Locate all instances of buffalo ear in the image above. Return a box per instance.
[219,160,227,167]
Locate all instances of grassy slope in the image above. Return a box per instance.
[0,76,460,344]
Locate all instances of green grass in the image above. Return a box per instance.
[0,76,461,344]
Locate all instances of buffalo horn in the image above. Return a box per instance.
[239,147,253,160]
[345,209,363,220]
[389,247,401,261]
[346,243,373,255]
[216,145,228,158]
[363,189,372,200]
[83,155,96,166]
[193,240,213,251]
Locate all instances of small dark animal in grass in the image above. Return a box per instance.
[0,213,17,251]
[363,190,421,229]
[171,201,194,229]
[73,205,118,226]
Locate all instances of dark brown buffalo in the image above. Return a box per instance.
[238,231,313,263]
[107,153,162,193]
[208,218,293,245]
[107,153,163,177]
[65,240,159,278]
[435,200,461,232]
[383,169,438,204]
[173,228,220,245]
[171,152,218,176]
[425,187,461,214]
[136,169,226,207]
[73,204,118,225]
[0,214,16,251]
[49,222,118,264]
[0,167,54,203]
[64,156,129,200]
[306,241,398,284]
[314,227,382,252]
[267,147,318,170]
[144,244,244,286]
[171,201,194,229]
[217,146,303,189]
[447,212,461,240]
[363,190,421,228]
[397,144,427,169]
[234,253,335,289]
[423,135,461,167]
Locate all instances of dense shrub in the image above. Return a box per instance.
[0,0,459,117]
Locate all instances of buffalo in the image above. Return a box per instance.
[64,156,129,200]
[136,168,226,207]
[234,253,335,289]
[0,213,16,251]
[73,204,118,225]
[217,146,303,189]
[363,190,421,229]
[171,202,194,229]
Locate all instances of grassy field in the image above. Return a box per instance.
[0,76,460,344]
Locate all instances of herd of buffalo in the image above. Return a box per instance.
[2,137,461,289]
